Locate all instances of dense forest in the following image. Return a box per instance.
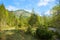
[0,2,60,40]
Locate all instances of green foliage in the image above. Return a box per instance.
[25,26,32,35]
[51,5,60,34]
[0,4,7,21]
[35,27,54,40]
[28,9,41,27]
[0,4,60,40]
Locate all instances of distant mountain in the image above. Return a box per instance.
[13,9,31,17]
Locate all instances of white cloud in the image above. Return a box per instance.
[6,5,19,11]
[24,9,31,12]
[37,12,42,16]
[44,10,51,15]
[6,5,32,12]
[38,0,55,7]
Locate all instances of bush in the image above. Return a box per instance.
[34,27,54,40]
[25,26,32,35]
[56,32,60,39]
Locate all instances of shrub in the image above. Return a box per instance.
[34,27,54,40]
[25,26,32,35]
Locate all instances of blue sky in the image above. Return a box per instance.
[0,0,57,15]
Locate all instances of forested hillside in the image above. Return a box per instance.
[0,3,60,40]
